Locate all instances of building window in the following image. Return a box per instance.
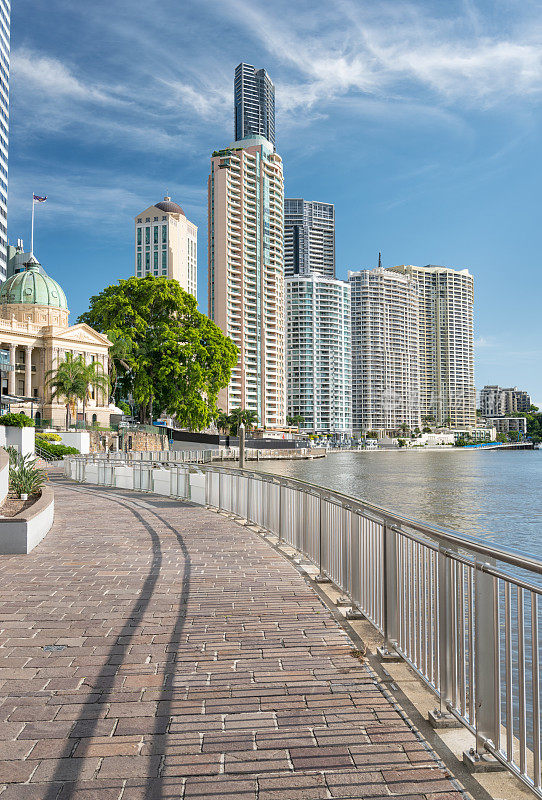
[153,251,158,269]
[162,225,167,244]
[18,379,24,394]
[137,218,142,224]
[137,228,142,245]
[153,216,158,221]
[162,251,167,269]
[154,226,158,245]
[137,253,142,268]
[145,227,150,245]
[145,252,150,269]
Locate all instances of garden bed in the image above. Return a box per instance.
[0,491,40,518]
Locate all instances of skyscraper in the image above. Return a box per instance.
[234,63,275,147]
[208,135,285,428]
[349,268,421,435]
[284,199,335,278]
[286,274,351,435]
[0,0,9,282]
[388,265,475,428]
[134,197,197,298]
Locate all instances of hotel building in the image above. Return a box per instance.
[286,274,351,435]
[349,268,421,435]
[284,199,335,279]
[208,135,285,428]
[134,197,197,298]
[234,63,275,147]
[388,265,475,428]
[0,0,9,281]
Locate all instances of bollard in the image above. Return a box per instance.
[239,423,245,469]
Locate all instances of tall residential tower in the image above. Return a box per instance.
[0,0,9,281]
[349,268,421,435]
[135,197,197,298]
[284,199,335,278]
[208,135,285,428]
[388,265,475,428]
[234,63,275,147]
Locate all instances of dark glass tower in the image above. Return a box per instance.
[234,63,275,147]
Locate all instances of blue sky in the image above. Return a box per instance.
[8,0,542,402]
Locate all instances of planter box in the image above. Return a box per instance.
[0,426,35,456]
[0,486,55,554]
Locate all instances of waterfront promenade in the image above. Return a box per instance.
[0,475,465,799]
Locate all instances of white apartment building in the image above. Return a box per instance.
[135,197,197,298]
[479,385,531,417]
[0,1,9,281]
[284,199,335,278]
[286,275,351,435]
[349,268,421,435]
[208,135,285,428]
[388,265,475,428]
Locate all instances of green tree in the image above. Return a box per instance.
[398,422,409,436]
[228,408,258,435]
[78,277,238,429]
[106,330,134,402]
[45,353,87,429]
[286,414,304,430]
[215,410,230,434]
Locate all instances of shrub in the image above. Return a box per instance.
[36,432,62,442]
[36,440,79,457]
[0,412,35,428]
[8,451,47,498]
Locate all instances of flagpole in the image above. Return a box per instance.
[30,194,34,255]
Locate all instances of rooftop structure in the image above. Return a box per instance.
[284,199,335,278]
[480,385,531,417]
[234,62,275,147]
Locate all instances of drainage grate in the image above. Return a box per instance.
[43,645,66,652]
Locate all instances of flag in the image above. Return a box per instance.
[33,194,47,202]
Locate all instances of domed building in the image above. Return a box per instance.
[0,250,112,427]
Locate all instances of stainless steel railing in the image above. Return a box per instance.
[63,458,542,797]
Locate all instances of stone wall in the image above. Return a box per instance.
[87,430,169,454]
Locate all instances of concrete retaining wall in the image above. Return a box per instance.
[0,486,55,554]
[0,448,8,504]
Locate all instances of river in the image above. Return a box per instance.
[255,449,542,559]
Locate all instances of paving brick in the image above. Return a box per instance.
[0,476,463,799]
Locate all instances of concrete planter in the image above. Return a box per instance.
[0,426,35,456]
[0,486,55,554]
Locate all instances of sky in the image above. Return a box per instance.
[8,0,542,403]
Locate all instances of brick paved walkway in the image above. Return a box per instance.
[0,476,465,800]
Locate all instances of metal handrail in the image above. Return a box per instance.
[63,457,542,798]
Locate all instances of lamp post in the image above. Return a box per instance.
[239,422,245,469]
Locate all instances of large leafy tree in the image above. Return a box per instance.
[78,277,238,429]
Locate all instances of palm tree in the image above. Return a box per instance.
[79,359,111,428]
[45,354,87,429]
[398,422,410,436]
[228,408,258,435]
[215,410,230,433]
[106,331,133,402]
[242,410,258,432]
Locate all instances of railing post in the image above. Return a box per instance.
[246,475,252,524]
[474,561,500,755]
[381,523,399,656]
[437,547,454,713]
[278,482,283,543]
[316,492,329,582]
[218,470,222,511]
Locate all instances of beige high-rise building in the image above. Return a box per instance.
[135,197,197,298]
[208,135,285,428]
[348,268,421,435]
[388,265,475,428]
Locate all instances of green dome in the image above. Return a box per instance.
[0,259,68,310]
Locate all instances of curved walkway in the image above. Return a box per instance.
[0,475,465,800]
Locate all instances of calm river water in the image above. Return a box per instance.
[255,449,542,559]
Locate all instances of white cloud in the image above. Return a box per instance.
[11,49,114,104]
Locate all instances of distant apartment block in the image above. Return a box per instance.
[284,199,335,278]
[0,0,9,281]
[484,416,527,436]
[348,268,421,435]
[208,135,285,428]
[286,274,351,435]
[234,63,275,147]
[479,385,531,417]
[135,197,197,298]
[388,265,475,428]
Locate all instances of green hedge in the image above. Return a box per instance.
[0,412,35,428]
[36,439,79,457]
